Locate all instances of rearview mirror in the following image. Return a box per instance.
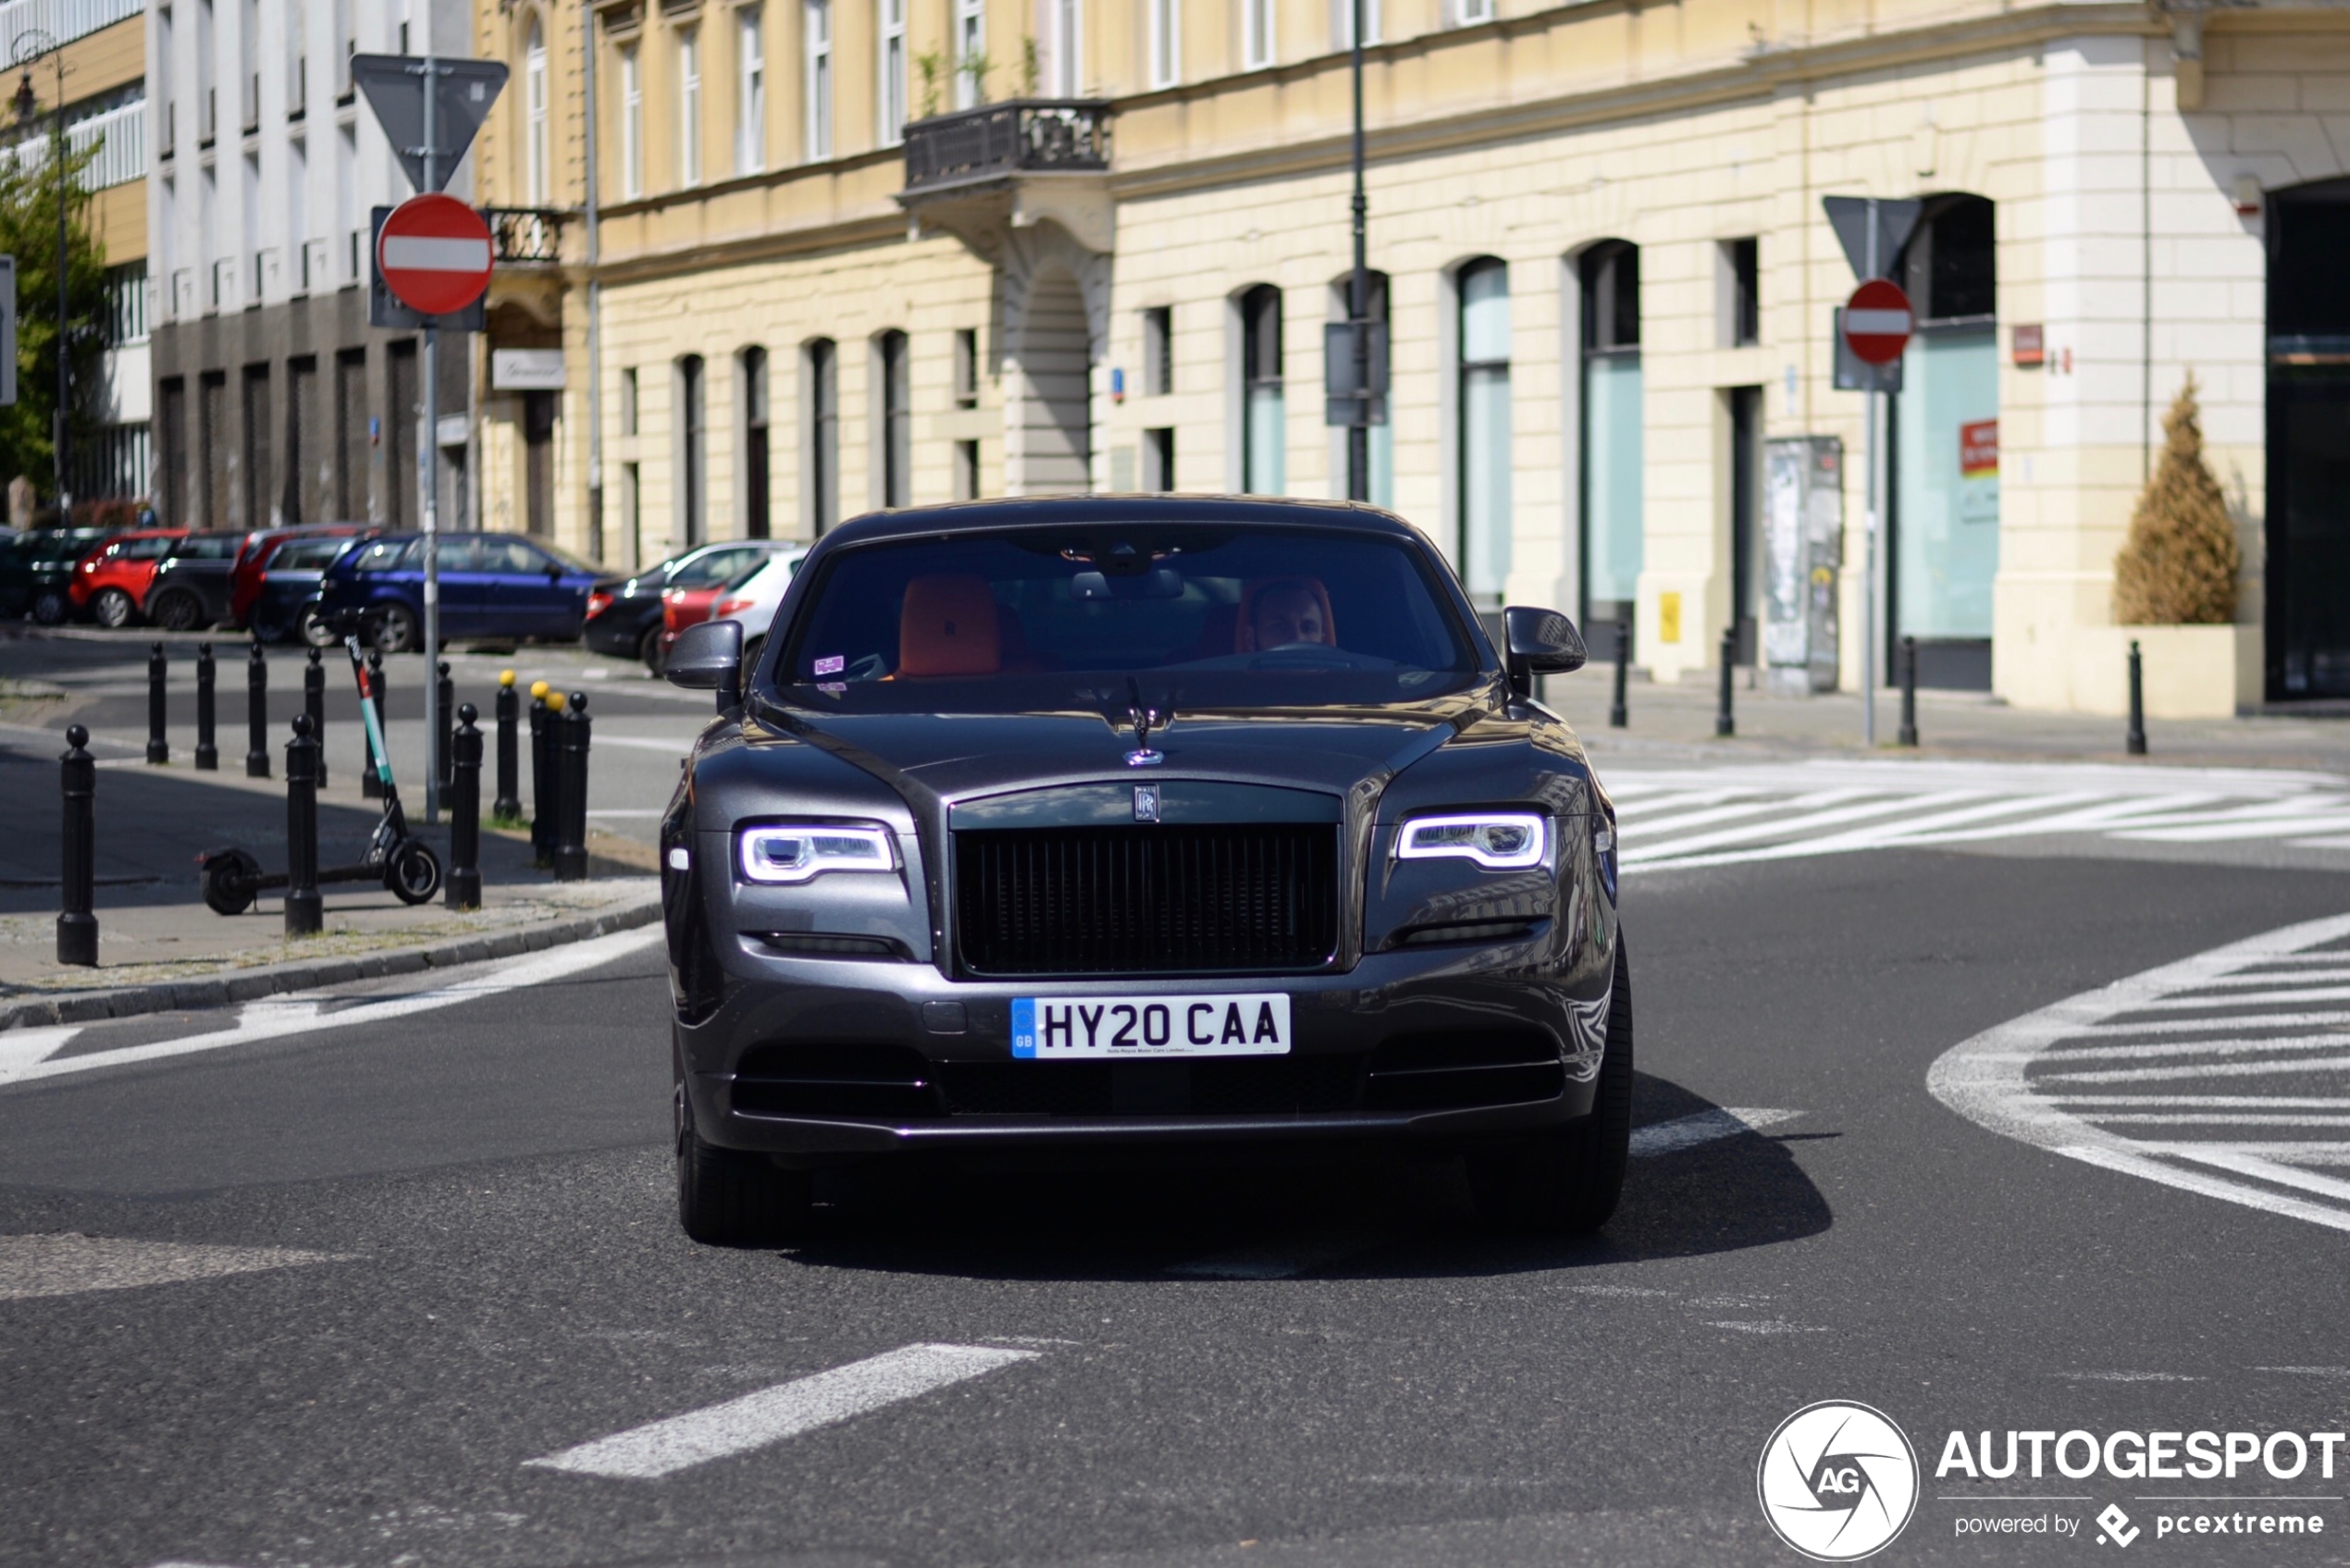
[1502,605,1588,694]
[667,618,745,710]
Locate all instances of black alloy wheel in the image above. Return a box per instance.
[30,588,67,625]
[1467,937,1634,1234]
[639,623,665,673]
[151,590,204,632]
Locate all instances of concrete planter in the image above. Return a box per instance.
[2058,624,2260,719]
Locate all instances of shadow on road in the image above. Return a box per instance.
[775,1070,1832,1282]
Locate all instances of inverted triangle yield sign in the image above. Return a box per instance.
[352,55,510,194]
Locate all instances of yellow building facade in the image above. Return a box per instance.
[468,0,2350,714]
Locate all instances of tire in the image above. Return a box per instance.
[151,589,204,633]
[1467,938,1634,1234]
[30,588,66,626]
[297,606,338,648]
[639,623,665,674]
[92,587,136,629]
[365,603,421,654]
[200,848,262,916]
[677,1086,812,1246]
[384,838,442,905]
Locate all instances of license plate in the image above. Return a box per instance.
[1011,993,1292,1059]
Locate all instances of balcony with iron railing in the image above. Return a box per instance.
[902,99,1110,194]
[484,206,565,265]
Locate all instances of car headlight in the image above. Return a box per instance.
[737,823,896,883]
[1395,812,1548,870]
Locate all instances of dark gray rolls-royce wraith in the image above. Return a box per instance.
[659,496,1628,1244]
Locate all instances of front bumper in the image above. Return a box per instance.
[677,940,1610,1165]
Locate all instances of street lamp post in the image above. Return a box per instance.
[10,31,68,516]
[1344,0,1369,502]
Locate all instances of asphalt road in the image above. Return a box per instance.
[4,845,2348,1568]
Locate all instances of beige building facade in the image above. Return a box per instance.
[468,0,2350,714]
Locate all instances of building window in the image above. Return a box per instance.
[1049,0,1079,93]
[620,365,638,434]
[1147,0,1178,86]
[1331,0,1379,47]
[525,18,550,203]
[877,0,906,142]
[1721,237,1759,348]
[1456,258,1510,599]
[623,460,643,563]
[1241,0,1273,68]
[1144,426,1174,490]
[805,338,838,534]
[736,6,765,174]
[1239,284,1283,494]
[1453,0,1490,23]
[953,439,979,500]
[1142,306,1171,395]
[619,43,643,197]
[872,330,910,507]
[954,0,984,107]
[1579,240,1642,632]
[953,327,979,407]
[803,0,832,160]
[741,345,771,537]
[677,353,707,546]
[677,27,701,186]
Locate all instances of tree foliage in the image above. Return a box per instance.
[0,136,110,506]
[2113,375,2240,625]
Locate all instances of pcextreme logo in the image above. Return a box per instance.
[1758,1401,1922,1562]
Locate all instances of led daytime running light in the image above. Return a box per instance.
[1395,812,1548,870]
[737,823,896,883]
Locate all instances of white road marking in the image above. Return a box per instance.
[1166,1231,1384,1279]
[1626,1106,1800,1156]
[524,1342,1039,1480]
[1624,792,1976,865]
[0,1233,350,1301]
[0,1025,79,1084]
[0,926,664,1090]
[588,735,696,753]
[1931,911,2350,1236]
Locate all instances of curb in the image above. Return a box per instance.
[0,894,664,1030]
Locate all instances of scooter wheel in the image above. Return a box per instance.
[200,848,262,917]
[386,838,443,906]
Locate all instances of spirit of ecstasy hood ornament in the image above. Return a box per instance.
[1124,677,1168,767]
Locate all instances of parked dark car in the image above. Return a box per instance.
[228,523,374,629]
[252,534,371,644]
[585,540,793,670]
[0,527,124,623]
[311,531,603,651]
[142,532,249,630]
[656,496,1622,1247]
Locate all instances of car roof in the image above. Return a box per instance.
[813,495,1430,551]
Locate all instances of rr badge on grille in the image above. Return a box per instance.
[1133,784,1161,823]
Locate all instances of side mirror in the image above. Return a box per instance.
[666,618,745,711]
[1502,605,1588,694]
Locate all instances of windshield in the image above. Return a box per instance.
[772,525,1480,713]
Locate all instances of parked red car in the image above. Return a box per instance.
[228,523,374,629]
[69,528,189,627]
[657,562,766,663]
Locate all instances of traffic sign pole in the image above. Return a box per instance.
[1862,204,1883,747]
[422,41,440,829]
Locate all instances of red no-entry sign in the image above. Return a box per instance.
[1842,278,1913,365]
[376,194,493,317]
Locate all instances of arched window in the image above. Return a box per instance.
[875,329,910,506]
[804,339,838,534]
[677,353,707,548]
[740,346,770,538]
[524,18,549,204]
[1578,240,1641,635]
[1457,258,1510,599]
[1239,285,1283,494]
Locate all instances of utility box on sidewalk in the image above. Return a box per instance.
[1762,437,1845,695]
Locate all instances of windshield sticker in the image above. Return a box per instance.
[813,654,845,676]
[818,683,847,695]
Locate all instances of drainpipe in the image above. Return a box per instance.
[582,0,603,563]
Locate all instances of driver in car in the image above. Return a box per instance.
[1245,579,1334,651]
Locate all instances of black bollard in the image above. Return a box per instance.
[492,671,522,821]
[436,660,455,808]
[1608,622,1630,730]
[448,702,484,910]
[245,639,271,778]
[361,649,387,800]
[529,684,555,865]
[194,643,218,770]
[303,647,328,788]
[56,723,95,966]
[285,713,323,936]
[1714,625,1737,739]
[145,642,169,764]
[554,692,591,882]
[1897,636,1920,748]
[2127,638,2148,757]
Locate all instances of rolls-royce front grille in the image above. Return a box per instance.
[954,823,1340,976]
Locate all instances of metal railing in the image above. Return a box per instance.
[1,95,146,190]
[0,0,138,54]
[901,99,1109,192]
[485,205,564,264]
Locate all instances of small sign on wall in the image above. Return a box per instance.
[493,349,567,390]
[1658,592,1682,645]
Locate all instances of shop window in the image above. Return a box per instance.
[1578,240,1642,633]
[1239,285,1283,494]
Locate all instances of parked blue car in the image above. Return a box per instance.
[311,532,603,652]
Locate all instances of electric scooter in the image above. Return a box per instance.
[200,634,444,915]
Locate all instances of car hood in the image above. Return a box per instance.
[748,692,1505,811]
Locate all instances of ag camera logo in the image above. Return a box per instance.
[1758,1401,1921,1561]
